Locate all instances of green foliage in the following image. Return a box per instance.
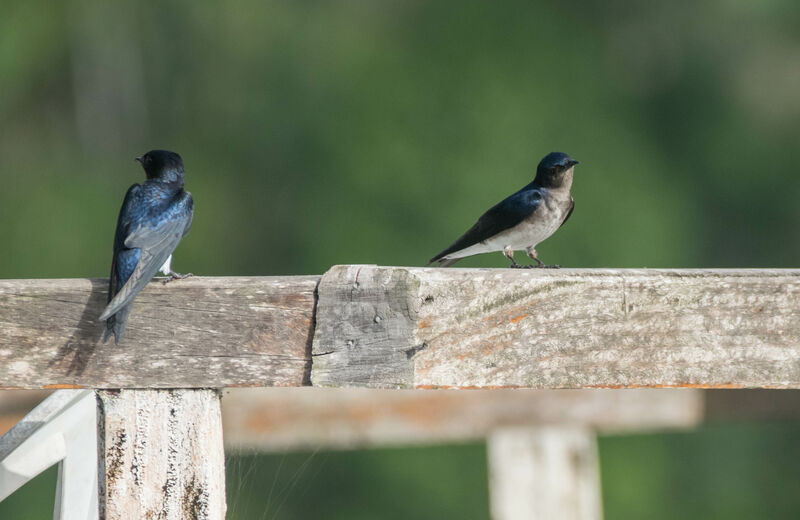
[600,422,800,519]
[0,465,56,517]
[226,444,489,520]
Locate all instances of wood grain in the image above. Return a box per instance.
[97,389,226,520]
[2,267,799,389]
[312,266,800,389]
[0,276,318,389]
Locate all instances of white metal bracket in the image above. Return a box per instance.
[0,390,98,520]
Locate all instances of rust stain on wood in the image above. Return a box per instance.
[417,382,784,390]
[415,384,528,390]
[585,382,751,389]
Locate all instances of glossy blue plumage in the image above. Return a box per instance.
[101,150,193,344]
[537,152,575,172]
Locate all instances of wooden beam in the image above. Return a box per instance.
[96,389,226,520]
[2,267,799,389]
[312,266,800,389]
[221,388,702,451]
[0,276,317,389]
[5,389,800,453]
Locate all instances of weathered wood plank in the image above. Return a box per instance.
[221,388,702,451]
[312,266,800,389]
[488,427,602,520]
[4,388,800,453]
[0,276,318,388]
[97,389,226,520]
[3,267,799,389]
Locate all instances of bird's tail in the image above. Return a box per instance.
[427,257,461,268]
[102,303,133,345]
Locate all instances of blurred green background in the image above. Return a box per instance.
[1,0,799,517]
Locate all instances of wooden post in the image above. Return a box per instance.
[488,427,602,520]
[96,389,226,520]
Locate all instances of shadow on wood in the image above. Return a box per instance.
[49,279,108,377]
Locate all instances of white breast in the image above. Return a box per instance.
[159,254,173,276]
[445,191,570,260]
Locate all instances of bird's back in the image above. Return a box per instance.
[102,180,193,343]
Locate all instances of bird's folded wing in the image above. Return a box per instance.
[430,188,542,263]
[100,212,190,321]
[124,209,188,249]
[559,197,575,229]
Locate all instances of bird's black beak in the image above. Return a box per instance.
[135,156,143,163]
[569,159,579,166]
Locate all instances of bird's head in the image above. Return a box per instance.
[533,152,579,189]
[136,150,185,183]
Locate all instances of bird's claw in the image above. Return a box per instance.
[161,272,193,285]
[508,263,523,269]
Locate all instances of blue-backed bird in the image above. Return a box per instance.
[429,152,578,268]
[100,150,194,344]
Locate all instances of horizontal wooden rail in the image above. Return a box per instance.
[3,389,800,452]
[0,276,317,388]
[1,266,798,389]
[313,266,800,389]
[220,388,800,451]
[221,388,702,451]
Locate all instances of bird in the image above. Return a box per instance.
[429,151,578,268]
[99,150,194,344]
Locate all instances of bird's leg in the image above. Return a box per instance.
[524,247,544,268]
[161,271,194,285]
[525,246,560,269]
[503,247,522,268]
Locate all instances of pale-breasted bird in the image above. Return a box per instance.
[429,152,578,268]
[100,150,194,344]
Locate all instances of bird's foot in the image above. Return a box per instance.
[508,262,523,269]
[161,271,194,284]
[521,264,558,269]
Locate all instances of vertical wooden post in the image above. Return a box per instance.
[488,426,602,520]
[96,389,226,520]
